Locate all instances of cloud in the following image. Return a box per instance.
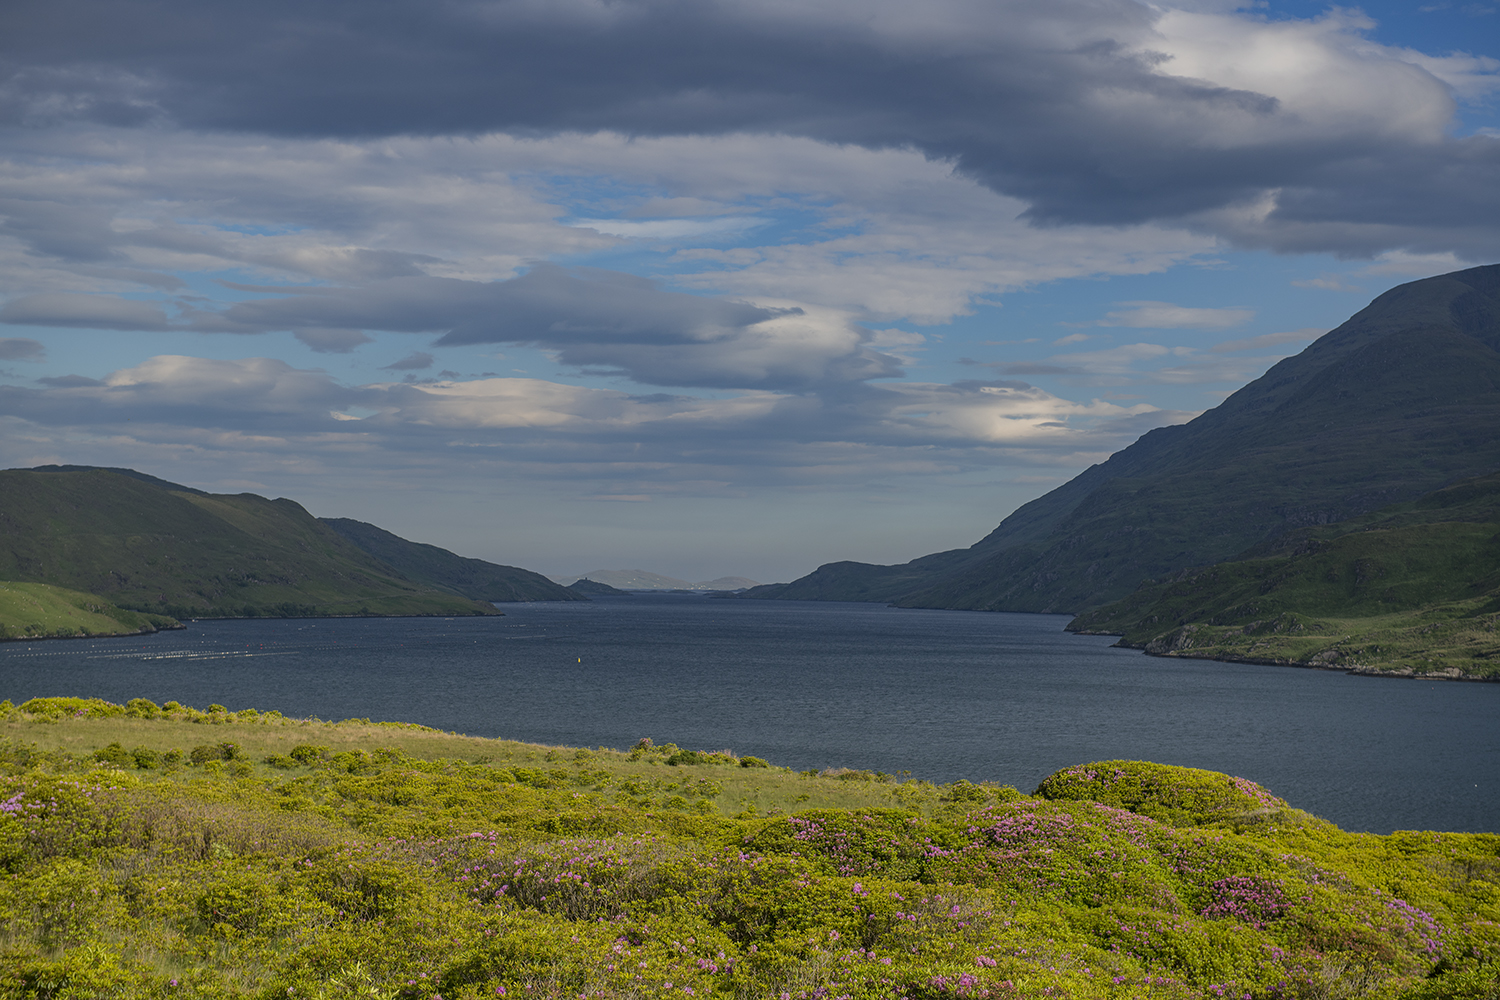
[382,351,434,371]
[205,264,906,391]
[293,328,374,353]
[1093,301,1255,329]
[0,338,45,361]
[0,293,171,330]
[1209,328,1326,353]
[0,354,1190,484]
[2,0,1493,257]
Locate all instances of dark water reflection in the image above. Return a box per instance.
[2,594,1494,834]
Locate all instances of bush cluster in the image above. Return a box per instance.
[0,704,1495,999]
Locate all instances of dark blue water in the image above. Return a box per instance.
[1,594,1495,835]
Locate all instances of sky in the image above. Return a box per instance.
[0,0,1496,583]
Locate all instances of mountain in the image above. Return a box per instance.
[0,468,498,618]
[746,263,1500,613]
[320,518,584,602]
[552,569,762,590]
[567,577,629,595]
[1067,471,1500,678]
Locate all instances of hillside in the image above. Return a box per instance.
[1067,472,1500,679]
[554,569,761,590]
[0,468,497,618]
[0,581,181,640]
[567,577,630,595]
[320,517,583,602]
[0,697,1495,999]
[746,263,1500,613]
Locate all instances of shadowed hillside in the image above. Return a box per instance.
[0,468,497,619]
[321,517,583,602]
[747,263,1500,613]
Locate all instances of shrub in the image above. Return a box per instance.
[130,746,160,769]
[1034,760,1288,827]
[290,744,329,764]
[93,742,134,767]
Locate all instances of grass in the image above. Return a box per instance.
[0,583,180,642]
[1068,473,1500,680]
[0,697,1497,999]
[0,470,498,619]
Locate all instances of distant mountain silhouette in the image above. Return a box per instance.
[322,518,582,603]
[745,263,1500,613]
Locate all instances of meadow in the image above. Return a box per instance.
[0,697,1496,999]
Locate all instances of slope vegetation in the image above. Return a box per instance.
[748,263,1500,613]
[0,698,1495,999]
[1067,472,1500,679]
[321,517,583,602]
[0,581,181,640]
[0,469,497,618]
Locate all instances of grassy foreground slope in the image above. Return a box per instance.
[0,469,497,619]
[0,582,180,641]
[0,698,1496,1000]
[1068,473,1500,679]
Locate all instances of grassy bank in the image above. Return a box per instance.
[0,582,180,642]
[0,697,1496,999]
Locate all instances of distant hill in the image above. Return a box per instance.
[746,263,1500,613]
[0,468,497,619]
[1067,472,1500,679]
[321,518,583,602]
[553,569,761,590]
[567,577,629,596]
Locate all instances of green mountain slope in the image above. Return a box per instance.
[0,581,182,640]
[320,517,583,602]
[0,468,498,618]
[750,263,1500,613]
[1065,472,1500,678]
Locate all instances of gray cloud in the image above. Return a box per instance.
[1,0,1495,256]
[0,337,45,361]
[211,264,898,390]
[0,292,171,330]
[382,351,434,371]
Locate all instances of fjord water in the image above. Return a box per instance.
[2,594,1495,834]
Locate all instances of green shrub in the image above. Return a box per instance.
[740,756,770,768]
[263,753,298,769]
[19,697,125,718]
[1035,760,1288,826]
[92,742,134,767]
[289,744,329,764]
[130,746,160,769]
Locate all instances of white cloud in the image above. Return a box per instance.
[1093,301,1254,329]
[1209,328,1326,354]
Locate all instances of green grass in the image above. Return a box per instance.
[1068,473,1500,679]
[0,582,180,641]
[0,698,1497,999]
[0,470,499,619]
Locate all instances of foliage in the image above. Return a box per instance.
[0,701,1496,999]
[0,581,180,641]
[1068,472,1500,680]
[0,468,498,619]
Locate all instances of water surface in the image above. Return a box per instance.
[2,594,1494,834]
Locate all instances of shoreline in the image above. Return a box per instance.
[1102,637,1498,682]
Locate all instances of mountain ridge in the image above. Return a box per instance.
[744,263,1500,613]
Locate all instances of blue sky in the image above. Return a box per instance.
[0,0,1496,582]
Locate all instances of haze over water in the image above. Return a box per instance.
[3,594,1494,835]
